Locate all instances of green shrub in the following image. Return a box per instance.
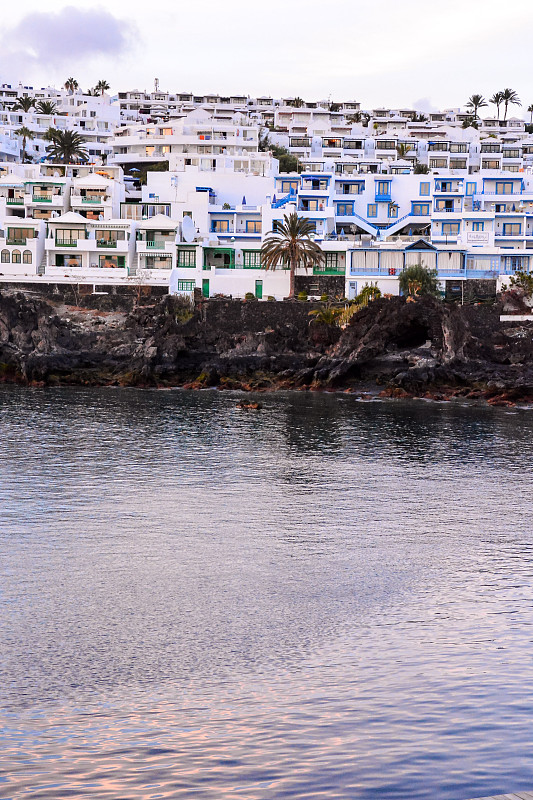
[297,291,308,301]
[399,264,440,298]
[320,294,329,302]
[244,292,257,301]
[267,295,276,301]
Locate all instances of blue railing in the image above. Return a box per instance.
[272,191,296,209]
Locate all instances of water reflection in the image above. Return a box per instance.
[1,387,533,798]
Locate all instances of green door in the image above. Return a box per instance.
[255,280,263,300]
[202,278,210,298]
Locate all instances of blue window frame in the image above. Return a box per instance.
[412,202,430,215]
[336,203,354,215]
[420,182,430,196]
[472,221,484,231]
[466,182,477,196]
[367,203,377,218]
[442,222,460,235]
[502,223,522,236]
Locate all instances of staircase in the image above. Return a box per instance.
[272,191,296,209]
[37,254,46,276]
[129,255,138,276]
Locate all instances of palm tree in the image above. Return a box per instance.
[291,97,304,108]
[465,94,487,119]
[95,80,110,96]
[36,100,57,115]
[45,129,88,163]
[396,143,412,158]
[64,77,79,94]
[501,88,521,121]
[528,104,533,123]
[14,126,35,162]
[261,212,325,299]
[14,96,35,113]
[490,91,504,120]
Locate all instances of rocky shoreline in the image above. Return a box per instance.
[1,288,532,408]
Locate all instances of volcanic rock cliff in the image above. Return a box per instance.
[1,289,532,405]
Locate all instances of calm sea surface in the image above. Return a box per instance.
[1,387,533,799]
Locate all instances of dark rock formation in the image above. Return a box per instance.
[1,289,532,404]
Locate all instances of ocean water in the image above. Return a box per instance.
[1,387,533,800]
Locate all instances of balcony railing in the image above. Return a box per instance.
[55,239,78,247]
[82,196,105,203]
[375,193,392,202]
[144,240,167,248]
[96,240,118,248]
[6,198,24,205]
[33,195,52,202]
[6,238,27,245]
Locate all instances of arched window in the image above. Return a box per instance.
[1,249,9,263]
[23,250,32,264]
[12,250,21,263]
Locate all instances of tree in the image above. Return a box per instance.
[490,91,504,120]
[95,80,110,96]
[462,116,479,129]
[308,304,343,326]
[412,112,428,122]
[414,163,430,174]
[399,264,440,298]
[14,126,35,162]
[465,94,487,119]
[269,142,301,173]
[501,88,521,121]
[36,100,57,115]
[329,102,341,112]
[290,97,304,108]
[528,104,533,123]
[261,212,325,299]
[45,129,88,163]
[396,143,412,158]
[14,96,35,113]
[64,77,79,94]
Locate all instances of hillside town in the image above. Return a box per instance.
[1,79,532,300]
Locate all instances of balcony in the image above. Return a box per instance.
[55,239,78,247]
[6,237,27,245]
[96,240,118,248]
[375,193,392,202]
[6,198,24,205]
[32,195,52,203]
[82,196,105,204]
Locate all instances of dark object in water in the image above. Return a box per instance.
[236,401,262,410]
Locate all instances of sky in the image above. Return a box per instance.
[1,0,532,115]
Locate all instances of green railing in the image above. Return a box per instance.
[6,198,24,205]
[55,239,78,247]
[33,196,52,202]
[6,238,26,245]
[313,265,345,275]
[82,196,104,203]
[96,240,117,248]
[145,240,167,249]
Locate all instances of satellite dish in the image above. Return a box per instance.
[169,268,179,295]
[182,215,195,242]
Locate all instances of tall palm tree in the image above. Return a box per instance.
[261,212,325,299]
[45,129,88,163]
[14,127,35,162]
[14,96,35,113]
[396,142,412,158]
[291,97,304,108]
[490,91,504,120]
[95,80,110,96]
[528,104,533,123]
[64,77,79,94]
[36,100,57,115]
[501,88,521,121]
[465,94,487,119]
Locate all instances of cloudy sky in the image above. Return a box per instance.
[1,0,532,114]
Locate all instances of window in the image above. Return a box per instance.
[245,220,261,233]
[502,223,522,236]
[450,143,468,153]
[280,180,298,193]
[177,279,195,291]
[178,249,196,267]
[1,249,9,263]
[326,253,339,269]
[472,222,484,231]
[23,250,32,263]
[367,203,377,217]
[430,158,447,168]
[503,149,520,159]
[55,229,80,245]
[243,251,262,268]
[212,220,230,233]
[388,204,398,218]
[495,182,515,194]
[441,223,460,236]
[12,249,21,263]
[376,181,391,196]
[466,182,477,196]
[482,160,500,170]
[336,203,353,216]
[412,203,430,215]
[419,182,430,196]
[99,255,126,268]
